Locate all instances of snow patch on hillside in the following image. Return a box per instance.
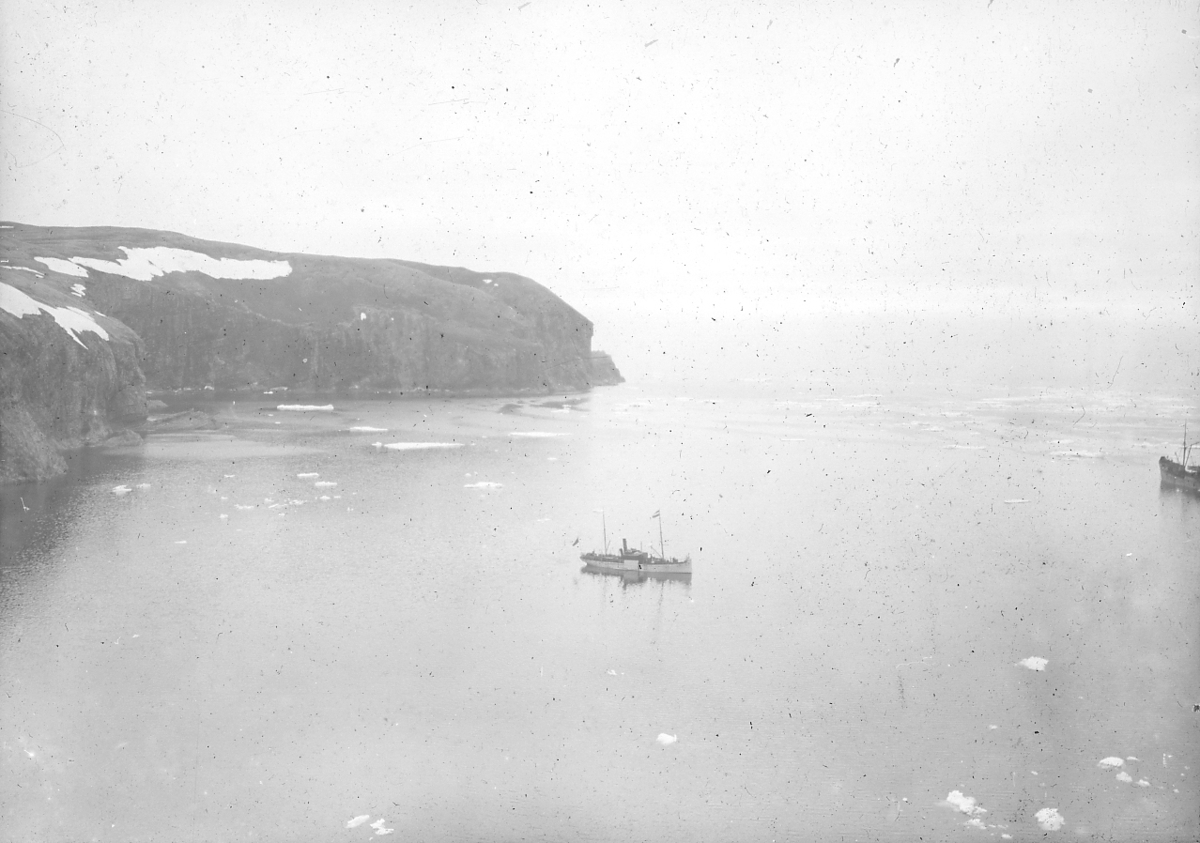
[70,247,291,281]
[0,281,109,347]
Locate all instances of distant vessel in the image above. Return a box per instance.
[1159,424,1199,492]
[580,510,692,575]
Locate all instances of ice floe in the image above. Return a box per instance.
[34,256,89,277]
[346,814,370,828]
[464,481,502,489]
[1034,807,1064,831]
[1115,770,1133,783]
[374,442,464,451]
[0,282,109,347]
[1136,778,1150,787]
[656,733,678,746]
[509,431,566,438]
[348,426,388,432]
[71,247,291,282]
[297,472,319,478]
[1017,656,1048,671]
[314,481,337,488]
[277,404,334,412]
[1097,757,1125,770]
[112,485,132,495]
[369,818,393,836]
[943,790,987,818]
[1003,499,1030,504]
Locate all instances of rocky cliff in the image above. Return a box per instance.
[0,222,621,483]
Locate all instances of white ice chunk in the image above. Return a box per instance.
[277,404,333,411]
[944,790,987,817]
[1098,757,1125,770]
[464,481,502,489]
[348,426,388,432]
[0,282,109,347]
[314,481,337,488]
[655,733,677,746]
[346,815,370,828]
[34,256,88,277]
[112,485,132,495]
[1136,778,1150,787]
[1034,807,1064,831]
[510,431,566,438]
[1017,657,1048,671]
[1115,770,1133,783]
[72,247,290,282]
[297,473,319,479]
[369,818,393,835]
[376,442,464,451]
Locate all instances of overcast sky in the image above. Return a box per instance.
[2,0,1196,328]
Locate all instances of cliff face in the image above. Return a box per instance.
[4,224,619,395]
[0,222,621,482]
[0,270,147,484]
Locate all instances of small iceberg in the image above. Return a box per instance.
[277,404,334,411]
[655,733,678,746]
[374,442,464,451]
[464,481,502,489]
[369,818,394,836]
[348,426,388,432]
[112,485,132,495]
[346,815,370,829]
[314,481,337,488]
[297,472,319,479]
[1097,757,1124,770]
[509,431,566,438]
[1034,807,1064,831]
[1017,656,1048,671]
[1115,770,1133,783]
[943,790,987,817]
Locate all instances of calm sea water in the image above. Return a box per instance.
[2,381,1198,841]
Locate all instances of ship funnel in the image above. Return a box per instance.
[622,538,628,552]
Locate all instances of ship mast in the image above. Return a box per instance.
[658,513,665,560]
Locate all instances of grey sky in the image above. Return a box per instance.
[1,0,1196,323]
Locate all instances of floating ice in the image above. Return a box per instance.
[1017,657,1048,671]
[656,733,678,746]
[1,282,109,347]
[34,256,89,277]
[348,426,388,432]
[346,815,370,828]
[944,790,987,817]
[1098,757,1125,770]
[369,818,393,836]
[71,247,291,282]
[136,483,150,489]
[1034,807,1064,831]
[314,481,337,488]
[375,442,464,451]
[234,504,256,511]
[1136,778,1150,787]
[510,431,566,438]
[112,485,132,495]
[277,404,333,412]
[1003,499,1030,504]
[175,540,187,545]
[1115,770,1133,783]
[297,472,319,479]
[319,495,331,501]
[464,481,502,489]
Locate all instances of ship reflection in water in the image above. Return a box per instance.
[579,561,692,587]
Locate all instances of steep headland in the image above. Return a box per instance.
[0,222,621,482]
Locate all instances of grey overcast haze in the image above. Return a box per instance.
[1,0,1197,387]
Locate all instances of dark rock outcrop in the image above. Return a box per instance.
[0,221,622,483]
[0,268,147,483]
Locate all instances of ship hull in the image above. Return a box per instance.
[1159,456,1200,492]
[580,554,692,575]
